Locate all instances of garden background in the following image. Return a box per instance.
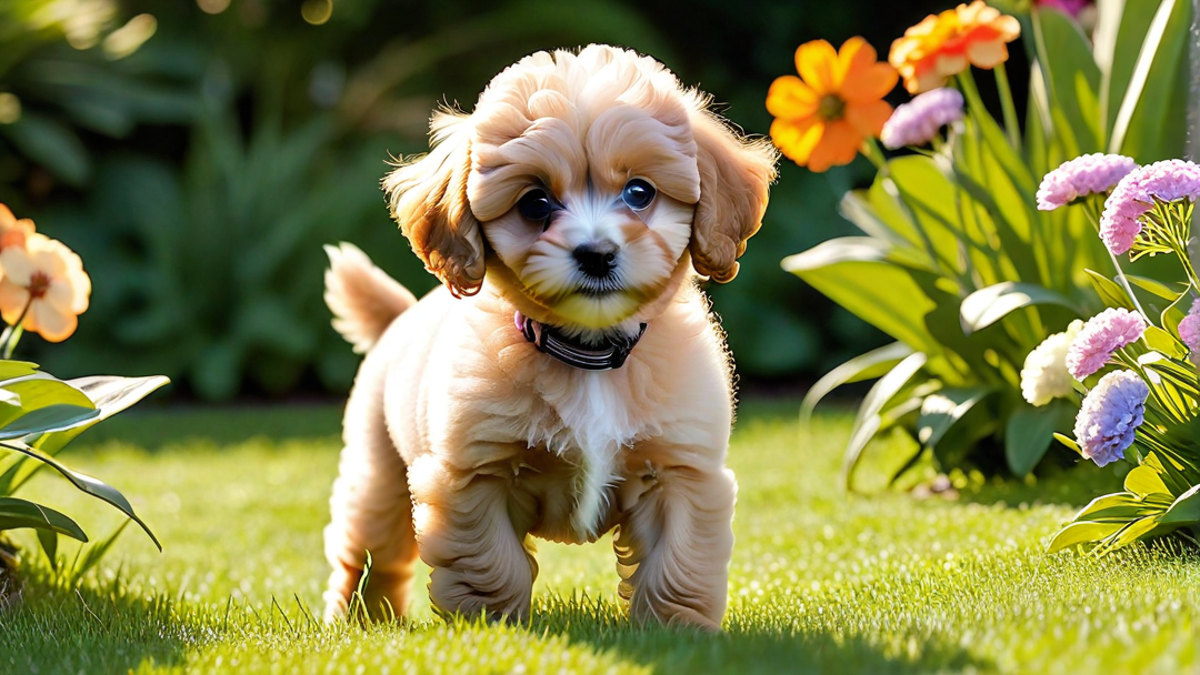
[2,0,962,401]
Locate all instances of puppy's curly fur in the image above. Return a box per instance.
[322,44,776,630]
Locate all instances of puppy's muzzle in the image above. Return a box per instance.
[573,241,619,279]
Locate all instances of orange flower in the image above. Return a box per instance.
[889,1,1021,94]
[0,233,90,342]
[767,37,898,172]
[0,204,35,251]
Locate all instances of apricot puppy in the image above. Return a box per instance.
[322,44,776,630]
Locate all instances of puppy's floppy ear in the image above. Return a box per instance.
[688,111,778,283]
[384,112,485,297]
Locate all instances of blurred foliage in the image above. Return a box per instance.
[2,0,948,399]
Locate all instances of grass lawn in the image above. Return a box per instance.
[0,399,1196,674]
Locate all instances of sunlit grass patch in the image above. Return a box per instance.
[0,400,1196,674]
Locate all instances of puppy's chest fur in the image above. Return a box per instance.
[514,366,660,541]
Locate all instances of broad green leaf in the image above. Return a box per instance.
[0,361,40,380]
[1160,483,1200,525]
[0,497,87,542]
[881,156,970,272]
[800,342,915,423]
[1085,269,1135,310]
[1031,7,1102,155]
[0,442,160,550]
[1005,400,1073,476]
[1048,520,1125,552]
[1143,326,1188,360]
[68,520,130,582]
[1124,464,1170,496]
[0,375,96,431]
[37,527,58,571]
[1105,515,1167,549]
[0,404,100,441]
[0,112,91,186]
[30,375,171,455]
[916,386,993,450]
[959,282,1080,334]
[843,352,929,489]
[783,238,939,354]
[1095,0,1161,132]
[1160,288,1189,338]
[1125,274,1185,301]
[1109,0,1191,159]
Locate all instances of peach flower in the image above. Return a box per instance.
[889,1,1021,94]
[0,233,91,342]
[0,204,35,251]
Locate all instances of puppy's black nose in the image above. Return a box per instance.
[573,241,619,278]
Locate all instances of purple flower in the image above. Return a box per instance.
[1066,308,1146,380]
[1073,370,1147,467]
[1179,297,1200,353]
[1036,153,1137,211]
[1100,159,1200,255]
[880,88,964,149]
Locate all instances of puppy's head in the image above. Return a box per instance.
[385,45,777,334]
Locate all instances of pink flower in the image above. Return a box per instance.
[1036,153,1136,211]
[1100,159,1200,255]
[1179,297,1200,353]
[1036,0,1092,18]
[1066,308,1146,380]
[880,87,964,149]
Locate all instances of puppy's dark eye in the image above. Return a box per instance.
[517,189,553,223]
[621,179,656,211]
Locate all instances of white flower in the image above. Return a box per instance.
[1021,320,1083,406]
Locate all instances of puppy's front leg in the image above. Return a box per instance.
[613,444,737,631]
[408,453,538,621]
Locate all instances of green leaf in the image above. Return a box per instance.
[0,497,87,542]
[1109,0,1192,159]
[916,386,993,450]
[68,520,130,582]
[37,527,58,572]
[0,442,160,550]
[1047,520,1125,552]
[1125,274,1185,301]
[1031,7,1102,155]
[0,404,99,441]
[0,374,96,432]
[842,352,928,489]
[959,282,1080,334]
[30,375,171,455]
[0,112,91,186]
[1055,432,1082,455]
[1160,288,1190,338]
[1005,400,1073,476]
[1160,483,1200,525]
[1124,464,1170,497]
[1143,326,1187,360]
[800,342,915,424]
[1095,0,1161,133]
[1085,269,1135,310]
[783,238,939,354]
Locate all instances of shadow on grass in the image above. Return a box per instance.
[529,595,992,675]
[0,571,195,674]
[957,458,1126,509]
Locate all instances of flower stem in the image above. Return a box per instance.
[1,299,31,360]
[862,137,887,170]
[1082,200,1150,322]
[993,63,1021,151]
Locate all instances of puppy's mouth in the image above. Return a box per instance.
[573,276,625,298]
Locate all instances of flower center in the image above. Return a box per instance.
[818,94,846,121]
[28,271,50,299]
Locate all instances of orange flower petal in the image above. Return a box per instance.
[0,280,27,325]
[807,120,861,173]
[770,117,825,166]
[27,300,76,343]
[838,37,876,82]
[766,75,819,119]
[795,40,840,94]
[845,99,894,137]
[841,62,899,103]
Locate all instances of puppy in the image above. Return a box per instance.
[322,44,776,630]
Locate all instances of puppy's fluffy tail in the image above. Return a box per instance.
[324,242,417,354]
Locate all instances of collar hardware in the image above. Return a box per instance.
[515,312,647,371]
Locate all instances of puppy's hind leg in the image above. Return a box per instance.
[323,357,418,623]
